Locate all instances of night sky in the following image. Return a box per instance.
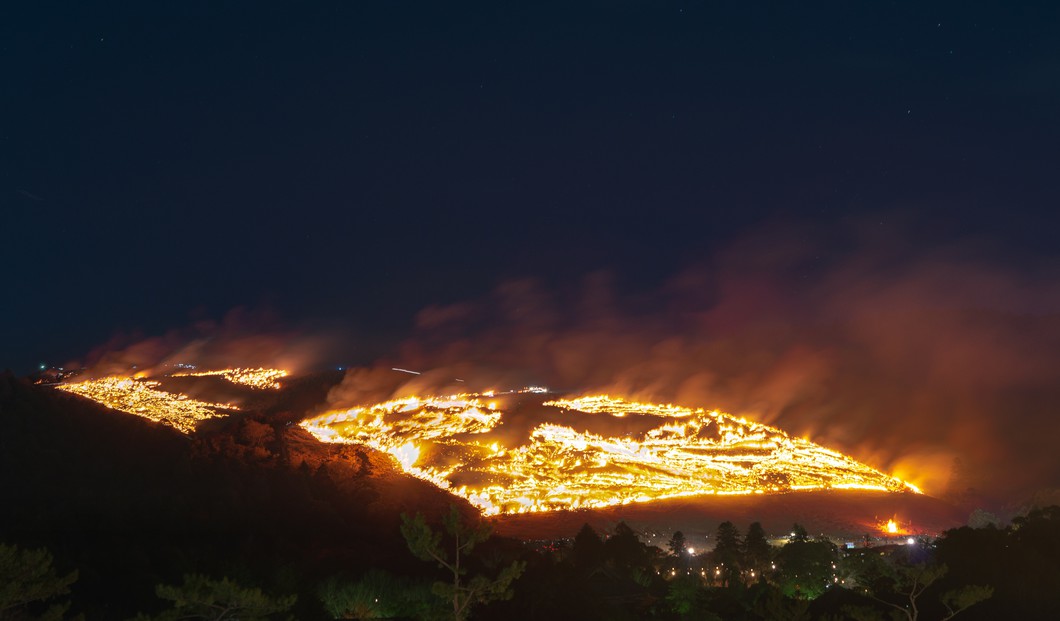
[4,3,1060,502]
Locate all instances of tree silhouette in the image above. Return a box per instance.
[666,574,721,620]
[0,542,77,621]
[604,522,650,571]
[400,506,525,621]
[668,531,688,568]
[774,533,836,599]
[743,522,772,581]
[571,523,606,571]
[845,547,992,621]
[130,574,296,621]
[748,583,811,621]
[710,521,742,586]
[317,570,434,620]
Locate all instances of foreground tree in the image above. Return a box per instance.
[846,547,992,621]
[571,523,606,571]
[667,531,686,555]
[773,528,837,599]
[710,521,742,586]
[743,522,772,581]
[667,531,688,567]
[131,574,296,621]
[401,506,525,621]
[0,542,78,621]
[605,522,652,572]
[317,570,435,620]
[747,583,812,621]
[935,505,1060,619]
[665,574,721,621]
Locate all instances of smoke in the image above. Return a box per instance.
[328,214,1060,505]
[71,307,334,379]
[64,215,1053,506]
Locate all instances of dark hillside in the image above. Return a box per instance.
[0,373,463,618]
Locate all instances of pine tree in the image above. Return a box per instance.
[605,522,650,570]
[317,570,435,620]
[668,531,688,564]
[846,549,992,621]
[571,523,606,571]
[131,574,296,621]
[401,505,525,621]
[0,542,77,621]
[743,522,772,580]
[711,521,742,586]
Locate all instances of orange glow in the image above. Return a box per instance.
[56,376,236,433]
[172,367,288,389]
[56,373,924,516]
[300,393,921,516]
[54,368,288,432]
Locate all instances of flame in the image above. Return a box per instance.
[301,393,921,516]
[56,377,236,433]
[393,442,421,469]
[886,519,899,534]
[172,367,288,389]
[54,368,287,432]
[54,373,923,515]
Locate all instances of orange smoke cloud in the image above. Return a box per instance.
[71,307,333,380]
[337,216,1060,507]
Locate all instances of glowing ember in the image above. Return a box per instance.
[301,393,921,516]
[172,368,288,389]
[56,377,235,433]
[53,367,286,432]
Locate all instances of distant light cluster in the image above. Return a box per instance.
[301,393,920,516]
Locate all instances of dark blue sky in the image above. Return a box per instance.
[3,1,1059,373]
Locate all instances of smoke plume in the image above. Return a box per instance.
[329,215,1060,506]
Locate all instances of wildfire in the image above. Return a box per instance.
[172,367,288,389]
[54,372,922,516]
[56,377,236,433]
[301,393,921,516]
[53,367,288,432]
[880,518,909,535]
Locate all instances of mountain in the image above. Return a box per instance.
[12,371,964,541]
[1,370,967,616]
[0,372,463,618]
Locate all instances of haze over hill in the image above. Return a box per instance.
[17,366,970,542]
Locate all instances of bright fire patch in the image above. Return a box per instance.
[55,368,287,432]
[300,393,920,516]
[172,367,289,389]
[56,377,236,433]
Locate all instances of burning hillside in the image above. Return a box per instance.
[56,377,238,433]
[171,367,289,389]
[54,368,285,433]
[299,392,920,516]
[53,371,920,518]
